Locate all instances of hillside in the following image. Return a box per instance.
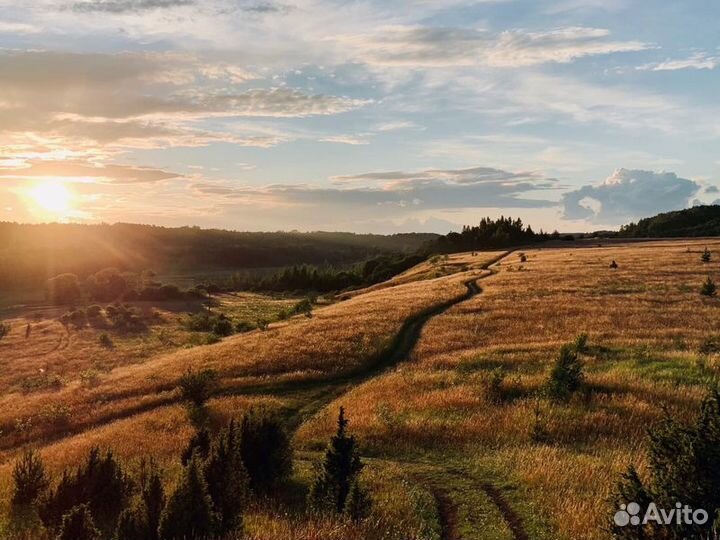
[0,222,437,291]
[3,239,720,539]
[619,204,720,237]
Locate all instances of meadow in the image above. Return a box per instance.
[2,241,719,539]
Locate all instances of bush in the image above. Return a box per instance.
[701,276,717,297]
[98,333,113,349]
[239,412,293,495]
[178,368,218,408]
[86,268,128,302]
[702,247,712,263]
[573,332,589,354]
[700,336,720,355]
[181,428,212,466]
[611,389,720,539]
[212,316,234,337]
[39,447,132,535]
[483,368,506,405]
[235,321,256,333]
[11,448,49,506]
[546,344,584,402]
[0,322,10,341]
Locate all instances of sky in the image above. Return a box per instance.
[0,0,718,234]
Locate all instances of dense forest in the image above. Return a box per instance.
[425,216,549,253]
[619,205,720,237]
[0,222,436,291]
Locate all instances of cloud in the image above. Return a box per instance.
[0,158,183,184]
[319,135,370,145]
[637,52,719,71]
[336,26,650,67]
[0,49,366,151]
[71,0,195,12]
[194,166,558,212]
[562,168,700,223]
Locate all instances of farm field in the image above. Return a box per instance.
[2,240,720,539]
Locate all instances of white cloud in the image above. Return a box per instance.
[562,168,700,223]
[637,51,719,71]
[335,26,650,68]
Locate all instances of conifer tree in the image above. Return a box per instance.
[702,247,712,263]
[181,428,211,466]
[239,412,293,495]
[57,504,101,540]
[547,344,584,402]
[345,481,372,522]
[309,407,365,514]
[701,276,717,297]
[159,454,217,540]
[12,448,49,506]
[204,420,248,534]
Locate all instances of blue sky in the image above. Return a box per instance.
[0,0,718,233]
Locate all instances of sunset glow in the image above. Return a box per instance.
[27,181,74,219]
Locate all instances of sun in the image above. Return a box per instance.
[28,181,74,218]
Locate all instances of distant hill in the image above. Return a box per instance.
[619,205,720,237]
[0,222,437,291]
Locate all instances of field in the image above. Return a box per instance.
[2,241,720,539]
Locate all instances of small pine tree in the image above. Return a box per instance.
[139,459,165,540]
[702,247,712,263]
[204,420,249,535]
[547,344,584,402]
[609,466,652,539]
[159,454,217,540]
[12,448,49,506]
[702,276,717,297]
[309,407,365,514]
[345,481,372,522]
[573,332,589,354]
[239,412,293,495]
[610,260,618,269]
[57,505,101,540]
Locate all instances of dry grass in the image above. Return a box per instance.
[297,240,720,539]
[0,256,496,452]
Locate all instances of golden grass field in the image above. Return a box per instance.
[3,241,720,539]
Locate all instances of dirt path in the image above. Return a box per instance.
[481,482,529,540]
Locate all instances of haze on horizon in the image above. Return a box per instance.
[0,0,718,234]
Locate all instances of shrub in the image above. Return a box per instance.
[573,332,589,354]
[701,276,717,297]
[519,253,528,263]
[57,505,101,540]
[178,368,218,408]
[235,321,256,333]
[292,298,314,318]
[700,336,720,355]
[212,316,234,337]
[11,448,49,507]
[483,368,506,405]
[39,447,132,535]
[0,322,10,341]
[256,318,270,331]
[546,344,584,402]
[239,412,293,495]
[309,407,367,515]
[610,389,720,539]
[610,260,619,269]
[159,454,217,540]
[86,268,128,302]
[702,247,712,263]
[80,370,101,388]
[345,481,372,522]
[98,333,113,349]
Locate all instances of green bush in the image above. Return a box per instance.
[701,276,717,297]
[546,344,584,402]
[57,504,100,540]
[212,316,234,337]
[178,369,218,408]
[11,448,49,507]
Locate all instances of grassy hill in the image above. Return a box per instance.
[2,240,720,539]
